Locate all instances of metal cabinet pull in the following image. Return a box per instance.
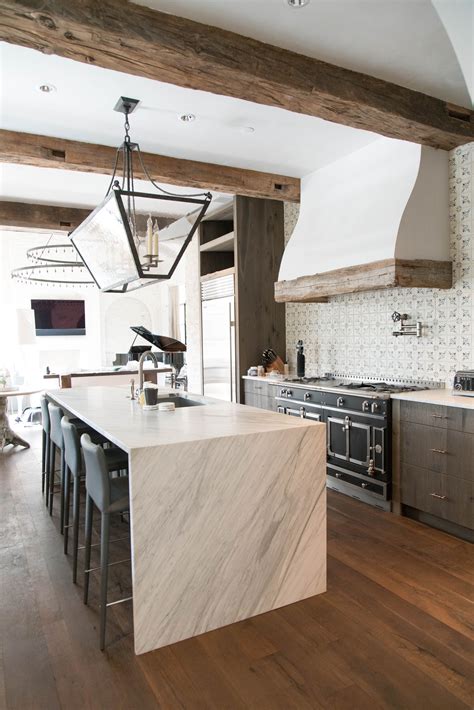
[429,493,447,500]
[431,414,447,419]
[430,448,448,454]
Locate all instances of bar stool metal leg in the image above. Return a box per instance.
[63,463,71,554]
[48,441,56,515]
[59,450,66,534]
[72,474,81,584]
[99,512,110,651]
[83,494,93,605]
[44,436,51,507]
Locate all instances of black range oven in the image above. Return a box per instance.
[276,386,391,510]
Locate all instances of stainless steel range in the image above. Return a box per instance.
[275,377,428,511]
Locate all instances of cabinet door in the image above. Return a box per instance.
[244,392,258,407]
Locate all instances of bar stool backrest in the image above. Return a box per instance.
[61,416,81,479]
[40,396,50,435]
[81,434,111,512]
[49,403,64,449]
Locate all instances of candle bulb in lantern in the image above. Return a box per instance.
[152,219,159,259]
[146,214,153,255]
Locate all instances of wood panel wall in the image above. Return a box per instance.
[234,196,286,401]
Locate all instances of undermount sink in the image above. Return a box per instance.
[157,395,204,408]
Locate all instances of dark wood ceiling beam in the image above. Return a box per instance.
[0,0,472,149]
[0,200,90,231]
[0,129,300,202]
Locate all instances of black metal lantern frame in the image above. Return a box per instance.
[70,97,212,293]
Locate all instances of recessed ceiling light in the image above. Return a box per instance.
[38,83,56,93]
[179,113,196,122]
[286,0,310,7]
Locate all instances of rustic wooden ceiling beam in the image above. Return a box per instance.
[0,200,90,231]
[0,129,300,202]
[0,0,472,150]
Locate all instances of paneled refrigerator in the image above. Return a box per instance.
[201,273,236,402]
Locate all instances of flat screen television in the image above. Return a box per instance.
[31,299,86,336]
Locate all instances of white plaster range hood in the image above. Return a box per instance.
[275,137,452,303]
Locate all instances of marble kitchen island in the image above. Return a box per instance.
[47,386,327,655]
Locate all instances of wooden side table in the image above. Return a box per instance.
[0,388,42,450]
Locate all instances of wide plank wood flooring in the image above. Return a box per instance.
[1,425,473,709]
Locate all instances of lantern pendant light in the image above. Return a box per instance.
[70,97,212,293]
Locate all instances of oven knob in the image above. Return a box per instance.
[337,397,345,407]
[362,400,370,412]
[454,383,462,391]
[304,392,311,401]
[286,390,293,398]
[371,401,381,413]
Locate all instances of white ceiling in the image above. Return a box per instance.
[137,0,473,107]
[0,42,379,176]
[0,0,472,210]
[0,164,231,215]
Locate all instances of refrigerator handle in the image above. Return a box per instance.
[229,301,234,402]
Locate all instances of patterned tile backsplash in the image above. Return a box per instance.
[284,143,473,385]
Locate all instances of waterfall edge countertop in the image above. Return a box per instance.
[47,386,327,655]
[45,385,322,451]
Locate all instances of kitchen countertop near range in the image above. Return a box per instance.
[391,389,474,409]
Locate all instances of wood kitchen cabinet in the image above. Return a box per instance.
[398,400,473,539]
[243,378,279,411]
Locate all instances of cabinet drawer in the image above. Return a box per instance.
[401,464,473,529]
[400,464,446,517]
[400,422,473,480]
[461,408,474,434]
[400,422,448,472]
[442,476,474,530]
[400,401,463,430]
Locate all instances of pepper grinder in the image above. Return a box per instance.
[296,340,305,379]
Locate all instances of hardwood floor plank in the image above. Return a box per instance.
[328,491,474,582]
[328,523,474,639]
[307,599,470,710]
[326,557,474,706]
[1,426,472,709]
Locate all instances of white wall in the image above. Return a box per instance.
[278,138,449,281]
[0,229,185,382]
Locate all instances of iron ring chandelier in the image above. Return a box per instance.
[11,242,94,286]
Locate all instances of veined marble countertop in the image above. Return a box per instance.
[47,384,327,655]
[46,385,317,452]
[391,389,474,410]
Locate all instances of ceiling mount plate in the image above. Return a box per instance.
[114,96,140,114]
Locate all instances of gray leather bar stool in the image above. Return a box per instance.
[61,416,128,582]
[81,433,131,651]
[48,403,108,534]
[40,396,51,506]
